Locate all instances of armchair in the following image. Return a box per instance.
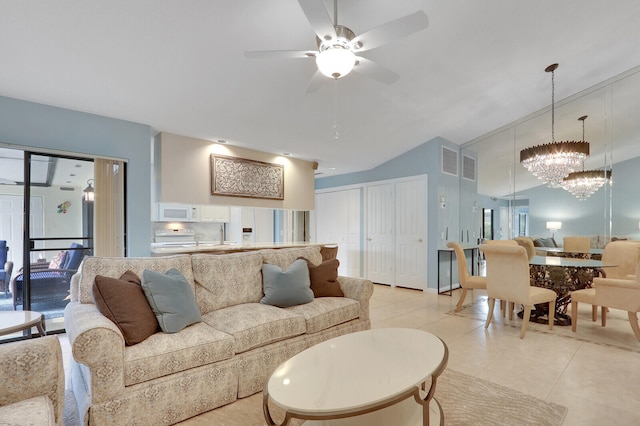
[0,335,65,425]
[0,241,10,296]
[12,242,87,313]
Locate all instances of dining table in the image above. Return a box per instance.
[526,255,618,326]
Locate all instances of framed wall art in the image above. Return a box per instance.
[210,154,284,200]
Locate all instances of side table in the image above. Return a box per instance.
[0,311,46,337]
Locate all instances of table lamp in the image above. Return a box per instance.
[546,221,562,238]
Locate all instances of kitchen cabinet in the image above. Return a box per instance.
[200,205,230,222]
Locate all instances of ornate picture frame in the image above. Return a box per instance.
[210,154,284,200]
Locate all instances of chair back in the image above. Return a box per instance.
[0,241,7,265]
[514,237,536,260]
[563,237,590,253]
[602,241,640,279]
[62,242,85,270]
[480,244,531,304]
[447,242,470,284]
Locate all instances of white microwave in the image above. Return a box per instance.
[157,203,199,222]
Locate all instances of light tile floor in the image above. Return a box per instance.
[58,283,640,425]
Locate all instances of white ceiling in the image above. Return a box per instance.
[1,0,640,185]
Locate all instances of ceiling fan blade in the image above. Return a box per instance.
[305,69,327,93]
[298,0,337,42]
[352,57,400,85]
[244,50,316,59]
[350,11,428,52]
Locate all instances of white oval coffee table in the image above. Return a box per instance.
[263,328,448,426]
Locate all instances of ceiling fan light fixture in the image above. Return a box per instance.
[316,46,356,79]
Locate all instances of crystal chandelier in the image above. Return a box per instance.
[562,115,612,200]
[520,64,589,188]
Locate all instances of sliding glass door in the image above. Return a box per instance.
[0,148,94,338]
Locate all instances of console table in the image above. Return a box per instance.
[437,245,479,296]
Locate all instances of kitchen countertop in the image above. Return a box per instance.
[150,242,333,255]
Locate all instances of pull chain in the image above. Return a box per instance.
[333,78,339,140]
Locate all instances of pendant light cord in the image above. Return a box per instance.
[333,78,339,140]
[551,68,555,143]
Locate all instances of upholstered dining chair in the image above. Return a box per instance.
[447,242,487,312]
[480,244,557,339]
[570,241,640,329]
[514,237,536,260]
[563,236,591,254]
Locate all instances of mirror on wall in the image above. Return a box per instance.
[461,65,640,244]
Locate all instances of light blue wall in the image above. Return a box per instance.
[315,137,469,291]
[0,96,152,256]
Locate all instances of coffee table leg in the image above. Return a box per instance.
[36,314,46,336]
[263,391,292,426]
[415,376,444,426]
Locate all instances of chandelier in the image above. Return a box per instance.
[562,115,612,200]
[520,64,589,188]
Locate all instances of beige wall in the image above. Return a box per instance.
[155,132,315,211]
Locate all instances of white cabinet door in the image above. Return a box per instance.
[366,184,396,285]
[200,205,230,222]
[394,179,426,290]
[316,189,361,277]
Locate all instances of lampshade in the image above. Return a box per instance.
[315,47,356,79]
[83,179,95,202]
[546,221,562,231]
[520,64,589,188]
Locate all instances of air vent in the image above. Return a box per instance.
[60,186,75,191]
[441,147,458,176]
[462,155,476,181]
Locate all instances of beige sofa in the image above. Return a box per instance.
[64,245,373,425]
[0,335,65,425]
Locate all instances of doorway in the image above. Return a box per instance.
[0,148,94,338]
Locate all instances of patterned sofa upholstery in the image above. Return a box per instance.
[0,336,65,425]
[64,245,374,425]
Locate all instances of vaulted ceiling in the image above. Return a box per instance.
[1,1,640,188]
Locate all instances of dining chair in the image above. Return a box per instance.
[480,244,557,339]
[483,239,518,315]
[571,241,640,328]
[447,242,487,312]
[563,236,591,254]
[514,237,536,260]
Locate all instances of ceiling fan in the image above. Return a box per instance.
[245,0,429,93]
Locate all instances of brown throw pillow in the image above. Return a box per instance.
[298,257,344,298]
[92,271,159,345]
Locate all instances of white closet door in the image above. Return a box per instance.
[316,189,361,277]
[366,183,395,285]
[395,178,426,290]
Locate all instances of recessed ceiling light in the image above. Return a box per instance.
[75,164,82,168]
[216,139,228,144]
[283,153,292,156]
[70,173,76,177]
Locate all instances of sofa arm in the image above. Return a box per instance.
[337,276,374,321]
[64,301,126,404]
[0,335,65,425]
[593,277,640,312]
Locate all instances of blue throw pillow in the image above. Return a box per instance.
[261,259,314,307]
[141,268,202,333]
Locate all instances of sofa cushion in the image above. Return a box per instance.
[299,257,344,298]
[260,245,323,270]
[0,396,55,426]
[92,271,159,345]
[142,268,202,333]
[261,259,314,307]
[77,255,195,304]
[285,297,360,333]
[123,322,235,386]
[202,303,306,353]
[192,252,264,314]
